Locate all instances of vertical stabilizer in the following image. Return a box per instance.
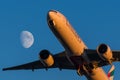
[107,65,115,80]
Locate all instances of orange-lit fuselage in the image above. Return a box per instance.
[47,10,108,80]
[47,10,87,56]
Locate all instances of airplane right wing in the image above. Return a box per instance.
[85,49,120,67]
[112,50,120,61]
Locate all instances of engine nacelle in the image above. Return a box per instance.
[97,44,113,61]
[39,50,54,67]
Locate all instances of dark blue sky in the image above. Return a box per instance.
[1,0,120,80]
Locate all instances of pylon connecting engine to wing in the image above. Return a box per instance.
[39,50,54,67]
[97,44,113,63]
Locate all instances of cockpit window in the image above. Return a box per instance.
[48,20,55,26]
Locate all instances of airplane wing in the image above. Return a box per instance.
[3,49,120,71]
[3,51,76,71]
[112,50,120,61]
[85,49,120,67]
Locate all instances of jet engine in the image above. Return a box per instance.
[97,44,113,61]
[39,50,54,67]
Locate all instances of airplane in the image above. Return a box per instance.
[2,10,120,80]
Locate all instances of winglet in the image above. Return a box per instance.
[107,65,115,80]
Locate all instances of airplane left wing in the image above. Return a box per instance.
[3,60,45,71]
[3,51,76,71]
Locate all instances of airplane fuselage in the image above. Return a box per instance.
[47,10,109,80]
[47,10,87,56]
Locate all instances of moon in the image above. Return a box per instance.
[20,31,34,48]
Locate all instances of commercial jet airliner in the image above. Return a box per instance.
[3,10,120,80]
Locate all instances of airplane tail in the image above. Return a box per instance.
[107,65,115,80]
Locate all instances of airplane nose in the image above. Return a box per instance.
[49,10,57,13]
[47,10,57,26]
[47,10,58,17]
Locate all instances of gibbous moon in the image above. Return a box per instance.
[20,31,34,48]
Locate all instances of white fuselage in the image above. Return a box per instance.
[47,10,108,80]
